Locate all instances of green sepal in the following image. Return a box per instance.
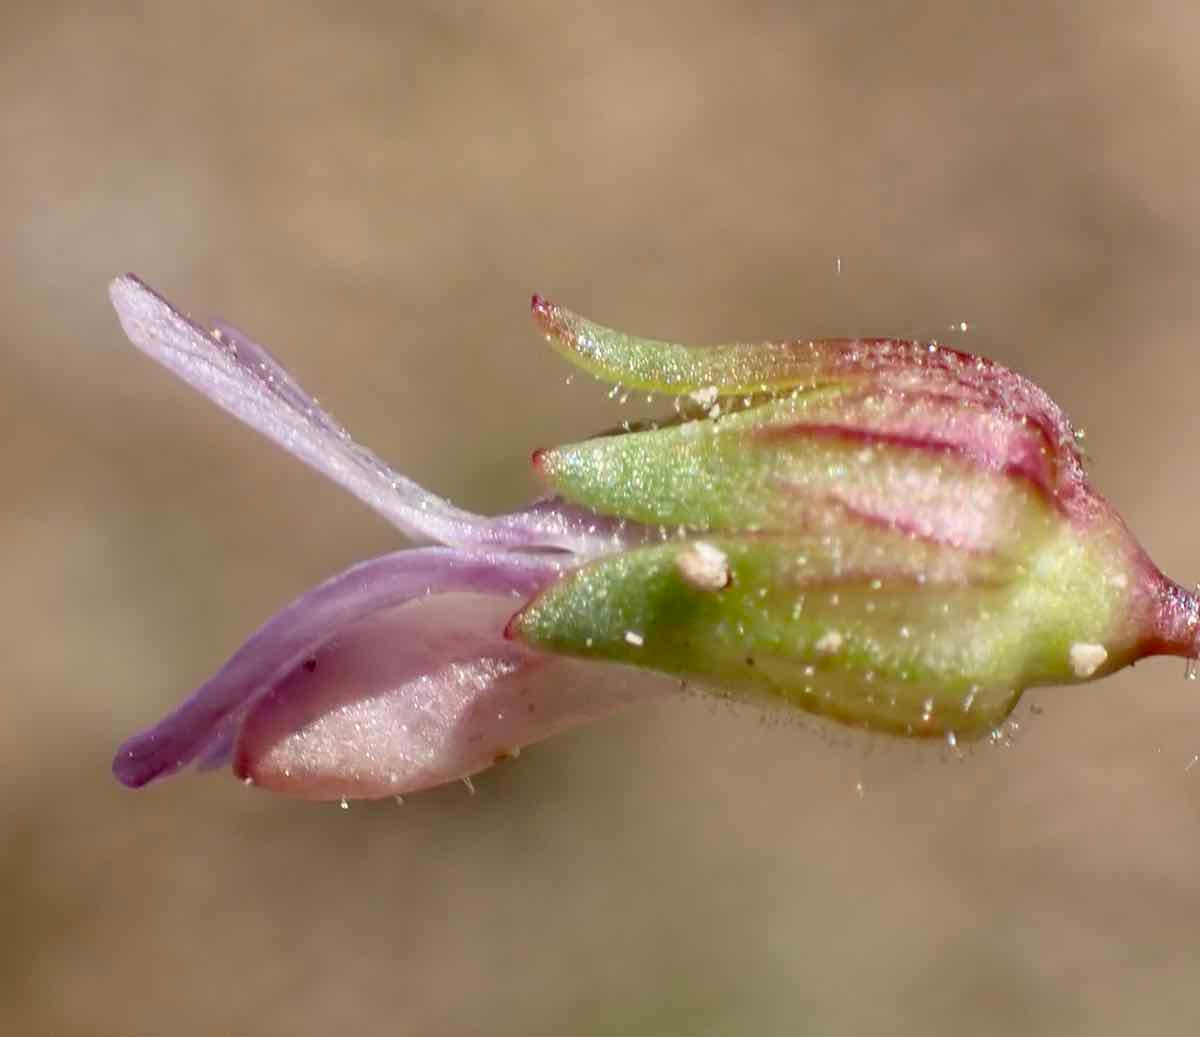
[535,392,1055,555]
[510,534,1034,738]
[509,520,1138,740]
[533,295,862,396]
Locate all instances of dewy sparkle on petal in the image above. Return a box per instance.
[109,275,1200,802]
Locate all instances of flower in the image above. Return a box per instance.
[109,276,1199,801]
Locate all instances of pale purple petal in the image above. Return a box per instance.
[233,596,664,800]
[109,275,628,555]
[112,548,564,789]
[193,719,237,771]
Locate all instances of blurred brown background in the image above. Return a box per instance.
[5,2,1200,1034]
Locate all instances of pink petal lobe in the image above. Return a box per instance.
[233,596,662,800]
[112,549,563,789]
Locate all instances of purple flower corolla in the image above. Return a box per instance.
[109,277,662,800]
[110,276,1200,802]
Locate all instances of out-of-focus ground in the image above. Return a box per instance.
[5,2,1200,1033]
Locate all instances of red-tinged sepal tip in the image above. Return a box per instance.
[531,293,570,346]
[531,293,555,326]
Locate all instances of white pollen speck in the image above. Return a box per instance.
[690,386,719,407]
[1069,642,1107,678]
[676,541,730,591]
[624,630,645,647]
[815,630,843,653]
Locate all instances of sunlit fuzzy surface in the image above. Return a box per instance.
[8,3,1200,1035]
